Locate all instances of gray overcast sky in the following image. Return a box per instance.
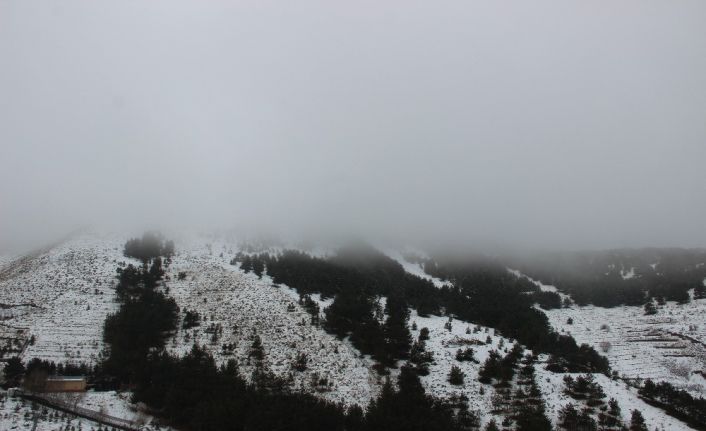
[1,0,705,251]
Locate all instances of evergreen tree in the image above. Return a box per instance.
[694,284,706,300]
[515,404,552,431]
[484,419,500,431]
[365,365,461,431]
[382,293,412,362]
[643,301,657,315]
[448,366,465,385]
[629,410,648,431]
[478,350,501,384]
[3,357,25,387]
[252,256,265,278]
[241,255,253,273]
[598,398,623,430]
[558,403,580,430]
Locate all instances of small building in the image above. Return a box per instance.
[43,376,87,392]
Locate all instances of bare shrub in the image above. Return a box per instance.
[599,341,611,353]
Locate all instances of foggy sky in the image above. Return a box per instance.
[1,1,706,252]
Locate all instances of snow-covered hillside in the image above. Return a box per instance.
[409,312,517,426]
[0,233,129,365]
[164,238,381,407]
[536,368,692,431]
[0,389,168,431]
[0,231,702,429]
[510,269,706,399]
[543,300,706,396]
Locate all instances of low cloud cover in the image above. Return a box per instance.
[1,0,705,251]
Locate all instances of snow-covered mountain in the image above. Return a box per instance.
[0,231,702,430]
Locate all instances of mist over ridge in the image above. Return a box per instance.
[2,0,705,252]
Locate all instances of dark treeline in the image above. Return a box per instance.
[124,232,174,262]
[477,344,524,384]
[135,348,473,431]
[1,356,95,389]
[639,379,706,428]
[115,257,166,299]
[423,257,608,373]
[100,238,473,430]
[101,237,178,383]
[236,247,609,374]
[233,246,427,369]
[513,248,706,307]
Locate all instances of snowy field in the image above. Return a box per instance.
[508,269,706,397]
[0,233,132,365]
[536,367,693,431]
[543,300,706,396]
[0,390,166,431]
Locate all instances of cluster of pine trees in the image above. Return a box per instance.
[115,257,165,299]
[482,353,553,431]
[639,379,706,428]
[234,247,609,374]
[101,239,178,384]
[478,344,524,385]
[100,238,478,430]
[233,248,419,368]
[1,357,95,389]
[515,248,706,307]
[123,232,174,262]
[558,374,650,430]
[422,258,609,373]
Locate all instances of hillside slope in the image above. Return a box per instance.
[0,232,702,430]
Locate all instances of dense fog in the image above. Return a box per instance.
[1,1,705,252]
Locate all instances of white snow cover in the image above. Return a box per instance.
[0,231,701,429]
[507,268,562,294]
[0,390,166,431]
[409,311,517,427]
[536,367,692,431]
[382,248,448,288]
[621,267,636,280]
[543,300,706,397]
[0,232,131,365]
[509,269,706,397]
[162,236,382,407]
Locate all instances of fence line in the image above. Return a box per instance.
[13,389,144,431]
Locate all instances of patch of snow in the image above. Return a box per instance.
[621,267,636,279]
[536,367,692,431]
[542,300,706,397]
[0,389,166,431]
[381,249,447,288]
[164,237,381,407]
[507,268,564,296]
[410,311,517,427]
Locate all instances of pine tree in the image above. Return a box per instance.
[448,365,465,385]
[629,409,648,431]
[249,335,264,361]
[484,419,500,431]
[478,350,501,384]
[559,403,580,430]
[643,300,657,315]
[241,255,253,273]
[515,404,552,431]
[252,256,265,278]
[3,357,25,386]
